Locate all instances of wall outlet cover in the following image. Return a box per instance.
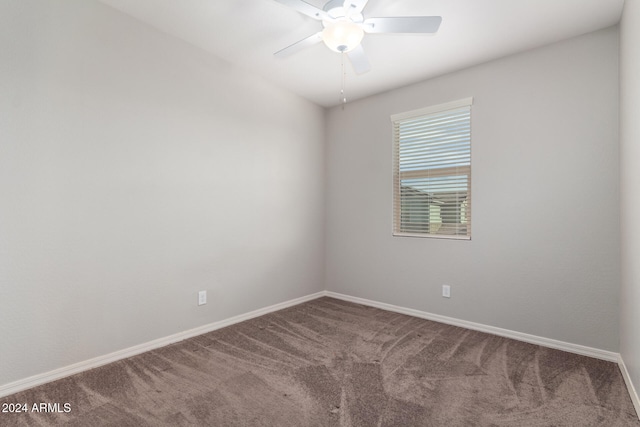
[442,285,451,298]
[198,290,207,306]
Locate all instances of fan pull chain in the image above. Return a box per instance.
[340,52,347,108]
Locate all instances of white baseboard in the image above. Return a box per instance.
[0,291,325,399]
[1,289,631,406]
[618,355,640,418]
[325,291,620,362]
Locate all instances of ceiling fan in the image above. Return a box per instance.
[273,0,442,74]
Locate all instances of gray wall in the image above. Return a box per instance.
[0,0,325,386]
[325,27,620,351]
[620,0,640,402]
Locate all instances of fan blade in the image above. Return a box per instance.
[363,16,442,34]
[343,0,369,14]
[274,32,323,57]
[273,0,330,21]
[347,45,371,74]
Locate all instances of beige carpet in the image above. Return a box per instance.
[1,297,638,426]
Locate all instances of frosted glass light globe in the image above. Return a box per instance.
[322,20,364,53]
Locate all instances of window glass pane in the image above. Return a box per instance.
[393,103,471,239]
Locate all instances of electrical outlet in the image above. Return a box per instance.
[198,290,207,306]
[442,285,451,298]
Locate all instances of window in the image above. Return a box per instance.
[392,98,472,239]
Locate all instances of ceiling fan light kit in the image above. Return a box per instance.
[322,20,364,53]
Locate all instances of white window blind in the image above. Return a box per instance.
[392,98,472,239]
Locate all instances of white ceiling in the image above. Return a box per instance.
[98,0,624,107]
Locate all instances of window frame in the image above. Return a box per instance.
[391,97,473,240]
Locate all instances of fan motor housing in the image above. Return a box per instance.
[323,0,364,23]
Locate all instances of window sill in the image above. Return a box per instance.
[392,232,471,240]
